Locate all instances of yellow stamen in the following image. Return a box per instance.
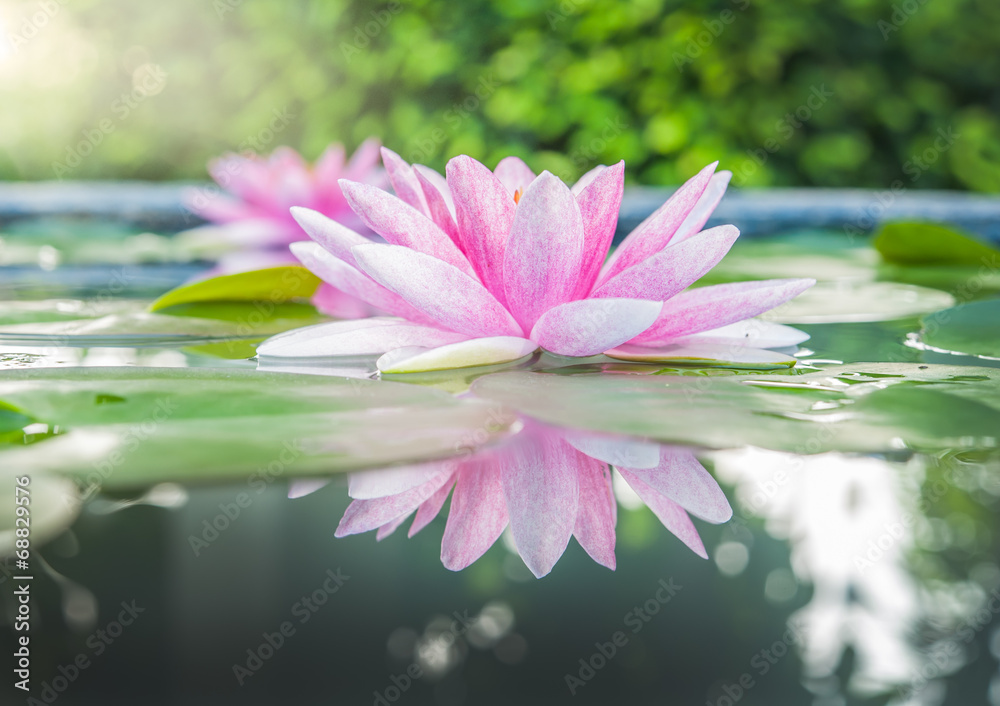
[513,188,522,204]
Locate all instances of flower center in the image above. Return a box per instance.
[513,188,522,204]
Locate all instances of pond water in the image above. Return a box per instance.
[1,226,999,706]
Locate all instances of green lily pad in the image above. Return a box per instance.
[148,266,321,311]
[470,363,1000,454]
[699,230,1000,300]
[767,280,955,323]
[874,222,1000,266]
[698,231,878,285]
[0,299,139,326]
[0,299,328,349]
[0,367,516,489]
[919,299,1000,360]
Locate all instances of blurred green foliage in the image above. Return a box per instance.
[1,0,998,189]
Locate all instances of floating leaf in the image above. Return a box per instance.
[918,299,1000,360]
[0,367,516,488]
[872,223,1000,265]
[0,299,137,326]
[874,222,1000,266]
[606,343,796,368]
[148,266,321,311]
[697,231,878,285]
[767,280,955,323]
[0,299,327,349]
[698,230,1000,299]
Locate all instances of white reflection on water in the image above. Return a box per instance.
[714,541,751,577]
[713,449,925,699]
[715,447,1000,704]
[385,601,523,681]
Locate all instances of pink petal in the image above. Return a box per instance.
[272,151,314,211]
[599,162,717,284]
[209,154,274,208]
[289,242,439,324]
[413,166,461,248]
[617,469,708,558]
[312,144,354,216]
[670,171,732,245]
[629,278,816,345]
[571,164,607,196]
[313,143,346,184]
[502,172,585,330]
[184,191,257,224]
[501,431,580,578]
[574,161,625,298]
[312,283,377,319]
[410,474,456,537]
[269,146,308,170]
[529,298,663,357]
[563,431,660,469]
[340,180,475,276]
[376,513,411,541]
[414,165,455,213]
[446,155,516,301]
[619,448,732,523]
[592,225,739,301]
[573,460,617,570]
[493,156,536,195]
[291,207,369,265]
[381,147,430,216]
[336,470,452,537]
[350,462,456,499]
[343,137,382,182]
[258,318,467,357]
[352,243,523,338]
[441,457,509,571]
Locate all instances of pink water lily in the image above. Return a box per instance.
[259,150,815,371]
[185,139,386,246]
[335,421,733,578]
[182,140,388,318]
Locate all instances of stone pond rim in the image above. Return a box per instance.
[1,180,999,245]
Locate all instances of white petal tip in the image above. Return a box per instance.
[288,479,330,499]
[377,337,538,374]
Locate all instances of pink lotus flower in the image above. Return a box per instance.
[183,140,388,319]
[259,150,815,371]
[185,139,386,246]
[335,420,733,578]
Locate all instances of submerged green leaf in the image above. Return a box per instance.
[0,399,34,436]
[148,266,321,311]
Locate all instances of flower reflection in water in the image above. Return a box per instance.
[335,418,732,578]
